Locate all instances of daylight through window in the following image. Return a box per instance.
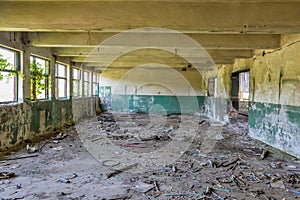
[55,63,68,98]
[72,68,81,97]
[92,73,99,96]
[30,55,50,100]
[83,71,90,97]
[0,46,20,103]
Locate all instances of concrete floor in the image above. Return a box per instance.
[0,113,300,200]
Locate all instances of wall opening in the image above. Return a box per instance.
[231,71,250,123]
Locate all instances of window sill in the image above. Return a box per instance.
[0,101,22,107]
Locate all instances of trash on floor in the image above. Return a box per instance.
[133,181,154,193]
[26,144,38,153]
[0,172,16,180]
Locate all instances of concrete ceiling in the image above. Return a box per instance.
[0,0,299,70]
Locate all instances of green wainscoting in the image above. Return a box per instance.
[109,95,206,114]
[249,102,300,158]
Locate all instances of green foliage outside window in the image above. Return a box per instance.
[30,60,49,101]
[0,54,14,81]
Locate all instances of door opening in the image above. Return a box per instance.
[230,71,250,122]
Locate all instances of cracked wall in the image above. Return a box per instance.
[248,37,300,158]
[0,97,100,151]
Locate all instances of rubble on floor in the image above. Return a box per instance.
[0,112,299,199]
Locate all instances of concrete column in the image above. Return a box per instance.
[22,47,30,101]
[91,72,94,96]
[69,61,73,99]
[50,55,56,100]
[81,66,84,97]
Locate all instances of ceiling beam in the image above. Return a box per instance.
[88,66,216,72]
[54,47,253,60]
[1,2,300,33]
[75,58,234,66]
[30,32,280,49]
[69,50,251,62]
[5,0,300,2]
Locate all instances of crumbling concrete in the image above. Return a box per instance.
[248,40,300,158]
[0,113,299,199]
[0,97,100,152]
[205,36,300,158]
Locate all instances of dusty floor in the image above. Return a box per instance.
[0,113,300,200]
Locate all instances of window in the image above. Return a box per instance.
[72,68,81,97]
[55,63,68,98]
[30,55,50,100]
[83,71,90,96]
[92,73,99,96]
[239,71,250,101]
[208,77,217,97]
[0,46,20,103]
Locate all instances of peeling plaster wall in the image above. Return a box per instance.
[0,32,101,151]
[0,97,100,151]
[100,66,207,114]
[72,97,101,122]
[205,97,230,122]
[101,66,206,96]
[249,39,300,158]
[204,64,232,123]
[0,100,72,151]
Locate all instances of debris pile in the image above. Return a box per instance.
[93,113,300,199]
[0,113,299,199]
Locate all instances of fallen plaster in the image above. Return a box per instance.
[0,113,300,199]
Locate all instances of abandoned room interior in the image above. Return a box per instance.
[0,1,300,199]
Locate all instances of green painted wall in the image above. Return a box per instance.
[107,94,205,114]
[103,94,230,125]
[249,102,300,158]
[247,36,300,158]
[0,97,100,151]
[29,100,73,133]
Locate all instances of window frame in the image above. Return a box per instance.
[239,71,250,101]
[30,55,50,100]
[55,62,68,99]
[83,70,91,97]
[0,45,21,103]
[72,67,81,97]
[92,73,99,96]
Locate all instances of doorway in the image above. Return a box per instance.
[231,71,250,116]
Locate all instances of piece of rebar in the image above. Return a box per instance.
[106,163,138,178]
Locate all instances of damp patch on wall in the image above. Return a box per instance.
[249,101,300,158]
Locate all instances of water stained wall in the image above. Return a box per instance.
[0,97,100,151]
[249,102,300,157]
[248,37,300,158]
[204,35,300,158]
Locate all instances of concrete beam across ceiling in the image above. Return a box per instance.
[75,58,234,66]
[29,32,280,49]
[67,49,251,62]
[54,47,253,63]
[0,1,300,33]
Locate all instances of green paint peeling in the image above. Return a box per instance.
[30,103,40,132]
[205,97,230,123]
[9,122,19,144]
[109,95,205,114]
[249,101,300,158]
[0,97,83,151]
